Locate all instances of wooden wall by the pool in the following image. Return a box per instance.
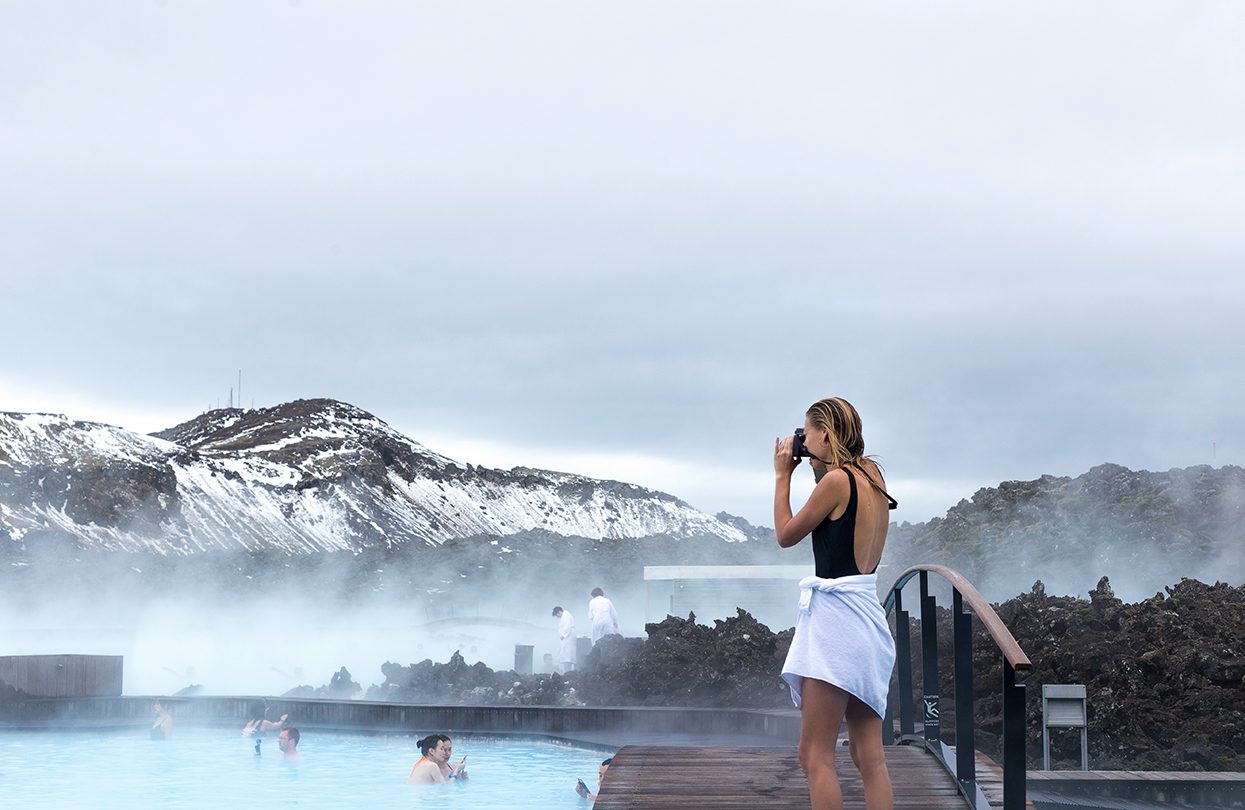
[0,695,800,743]
[0,655,124,699]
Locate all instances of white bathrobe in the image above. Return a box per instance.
[780,573,896,720]
[557,610,577,666]
[588,595,620,644]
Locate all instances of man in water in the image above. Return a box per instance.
[278,726,302,761]
[575,757,613,801]
[552,606,577,673]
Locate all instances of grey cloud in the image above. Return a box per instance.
[2,2,1243,526]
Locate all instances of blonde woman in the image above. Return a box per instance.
[774,397,898,810]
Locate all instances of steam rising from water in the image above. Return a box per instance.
[5,466,1241,694]
[883,464,1245,603]
[0,575,653,696]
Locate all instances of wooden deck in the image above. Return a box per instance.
[595,744,977,809]
[1027,768,1245,809]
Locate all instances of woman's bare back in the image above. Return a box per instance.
[837,460,889,575]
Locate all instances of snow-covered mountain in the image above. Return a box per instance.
[0,399,760,555]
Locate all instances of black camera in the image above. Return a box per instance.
[792,428,812,459]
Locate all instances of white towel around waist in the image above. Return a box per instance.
[780,573,896,719]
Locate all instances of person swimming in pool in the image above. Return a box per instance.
[150,699,173,740]
[278,726,302,761]
[241,700,288,737]
[407,734,468,784]
[575,757,612,801]
[242,699,288,756]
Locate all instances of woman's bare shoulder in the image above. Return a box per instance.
[817,466,851,485]
[855,458,887,486]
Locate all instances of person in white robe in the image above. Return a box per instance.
[587,587,620,644]
[551,606,577,672]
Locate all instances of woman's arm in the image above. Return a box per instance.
[259,714,288,731]
[774,436,798,547]
[774,437,848,547]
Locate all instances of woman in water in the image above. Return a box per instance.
[407,734,467,784]
[150,699,173,740]
[774,397,897,810]
[241,700,288,737]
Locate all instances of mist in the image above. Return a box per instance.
[5,460,1241,698]
[882,464,1245,604]
[2,596,534,696]
[0,542,661,697]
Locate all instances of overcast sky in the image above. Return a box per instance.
[2,1,1242,528]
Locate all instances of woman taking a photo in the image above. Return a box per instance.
[774,396,897,810]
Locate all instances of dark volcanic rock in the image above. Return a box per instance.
[366,652,581,706]
[0,416,184,535]
[902,577,1245,771]
[282,667,361,700]
[578,610,793,708]
[58,459,180,529]
[329,577,1245,772]
[883,463,1245,601]
[359,610,793,709]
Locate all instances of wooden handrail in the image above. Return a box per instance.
[884,564,1031,674]
[884,563,1031,809]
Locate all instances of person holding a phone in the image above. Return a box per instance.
[407,734,468,784]
[574,757,612,801]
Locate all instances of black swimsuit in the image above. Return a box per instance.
[812,467,886,578]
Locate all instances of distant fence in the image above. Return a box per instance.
[0,695,801,743]
[0,655,123,698]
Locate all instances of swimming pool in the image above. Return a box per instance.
[0,728,609,808]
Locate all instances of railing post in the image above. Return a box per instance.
[894,588,914,738]
[886,691,896,746]
[884,682,896,745]
[1003,661,1027,810]
[883,591,895,745]
[953,590,976,794]
[885,565,1031,810]
[920,571,940,746]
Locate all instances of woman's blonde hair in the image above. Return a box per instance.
[805,397,866,469]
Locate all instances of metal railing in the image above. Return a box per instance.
[882,565,1031,810]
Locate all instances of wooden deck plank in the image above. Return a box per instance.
[596,745,974,809]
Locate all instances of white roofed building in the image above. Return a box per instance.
[643,565,813,631]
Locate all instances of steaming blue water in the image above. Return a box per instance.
[0,728,607,808]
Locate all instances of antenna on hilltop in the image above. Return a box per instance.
[238,369,242,411]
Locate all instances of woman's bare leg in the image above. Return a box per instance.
[799,679,851,810]
[845,697,894,810]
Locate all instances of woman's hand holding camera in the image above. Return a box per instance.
[774,436,800,476]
